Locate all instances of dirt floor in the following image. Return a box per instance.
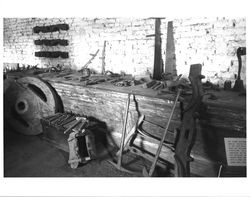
[4,126,147,177]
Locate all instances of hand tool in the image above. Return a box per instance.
[81,49,100,70]
[233,47,246,92]
[143,88,181,177]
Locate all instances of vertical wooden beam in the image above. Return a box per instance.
[101,41,106,75]
[165,21,177,76]
[153,18,162,80]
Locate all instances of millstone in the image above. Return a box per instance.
[4,76,63,135]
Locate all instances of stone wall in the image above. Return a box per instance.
[3,17,246,86]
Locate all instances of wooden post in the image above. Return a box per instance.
[101,41,106,75]
[165,21,177,76]
[153,18,163,80]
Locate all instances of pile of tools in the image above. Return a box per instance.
[4,63,66,80]
[112,79,142,87]
[63,73,106,85]
[4,63,40,77]
[142,74,189,92]
[4,63,38,72]
[143,80,165,90]
[41,112,96,169]
[56,70,142,87]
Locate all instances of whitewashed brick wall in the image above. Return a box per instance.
[3,17,246,86]
[171,17,246,86]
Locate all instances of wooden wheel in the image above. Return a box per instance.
[4,76,63,135]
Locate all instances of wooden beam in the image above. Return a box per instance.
[152,18,163,80]
[101,41,106,75]
[165,21,177,75]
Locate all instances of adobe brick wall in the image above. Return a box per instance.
[3,17,246,86]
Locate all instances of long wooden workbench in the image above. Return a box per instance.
[38,72,246,177]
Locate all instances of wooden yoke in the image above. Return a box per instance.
[174,64,204,177]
